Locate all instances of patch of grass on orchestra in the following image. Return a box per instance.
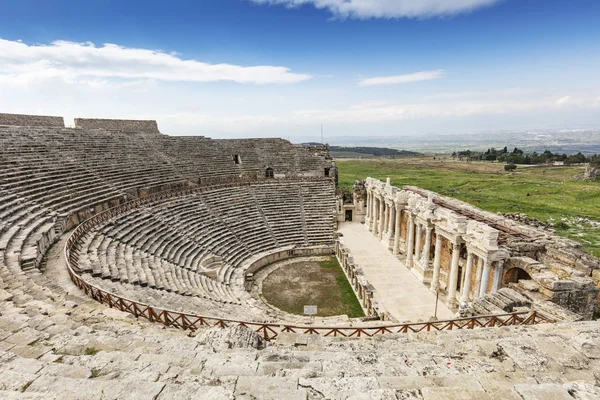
[261,256,365,318]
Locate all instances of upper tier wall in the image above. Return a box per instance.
[74,118,161,134]
[0,113,65,127]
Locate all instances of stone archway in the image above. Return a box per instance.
[502,267,532,287]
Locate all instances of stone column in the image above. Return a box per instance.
[366,191,371,219]
[414,223,422,262]
[372,197,378,234]
[422,225,432,267]
[460,251,474,302]
[378,198,385,239]
[380,202,385,235]
[446,242,461,306]
[368,194,373,232]
[383,201,392,236]
[393,206,401,255]
[430,233,443,291]
[479,260,492,297]
[372,196,378,233]
[382,202,387,236]
[492,261,504,292]
[405,215,415,268]
[387,204,394,237]
[473,257,484,298]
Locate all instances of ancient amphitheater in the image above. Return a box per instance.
[0,112,599,399]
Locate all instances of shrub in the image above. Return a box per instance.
[84,347,100,356]
[554,221,570,230]
[504,164,517,172]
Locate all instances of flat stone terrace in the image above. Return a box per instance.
[338,222,454,322]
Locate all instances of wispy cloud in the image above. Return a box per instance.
[426,87,536,100]
[555,95,571,107]
[0,38,311,84]
[358,70,444,86]
[152,91,600,133]
[249,0,501,19]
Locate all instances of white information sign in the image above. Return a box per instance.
[304,305,318,315]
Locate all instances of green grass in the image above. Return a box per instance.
[84,347,100,356]
[319,256,365,319]
[261,256,365,318]
[337,159,600,257]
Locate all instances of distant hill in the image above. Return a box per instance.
[329,146,420,158]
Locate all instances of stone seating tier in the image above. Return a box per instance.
[0,260,598,400]
[72,181,335,310]
[0,125,334,279]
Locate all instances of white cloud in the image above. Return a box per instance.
[427,87,536,100]
[0,38,311,84]
[358,70,444,86]
[555,95,571,107]
[250,0,501,19]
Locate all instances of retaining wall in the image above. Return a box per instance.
[0,113,65,127]
[74,118,160,134]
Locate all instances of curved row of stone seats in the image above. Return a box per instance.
[0,124,333,278]
[76,231,240,305]
[71,181,335,310]
[148,196,257,267]
[82,273,271,321]
[251,183,308,246]
[300,181,336,244]
[148,136,246,181]
[51,130,190,194]
[199,186,279,253]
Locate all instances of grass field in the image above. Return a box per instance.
[336,158,600,257]
[261,257,365,318]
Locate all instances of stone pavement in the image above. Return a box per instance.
[338,222,454,322]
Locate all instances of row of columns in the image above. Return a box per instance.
[366,191,398,243]
[427,239,495,305]
[365,187,498,307]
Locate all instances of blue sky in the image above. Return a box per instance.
[0,0,599,141]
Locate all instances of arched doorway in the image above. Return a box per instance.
[502,267,532,286]
[265,167,274,178]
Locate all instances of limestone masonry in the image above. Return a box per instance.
[351,178,599,320]
[1,112,599,399]
[74,118,162,134]
[0,112,65,127]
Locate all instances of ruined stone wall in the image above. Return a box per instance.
[217,138,335,179]
[403,184,600,314]
[0,113,64,127]
[74,118,161,133]
[582,165,599,181]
